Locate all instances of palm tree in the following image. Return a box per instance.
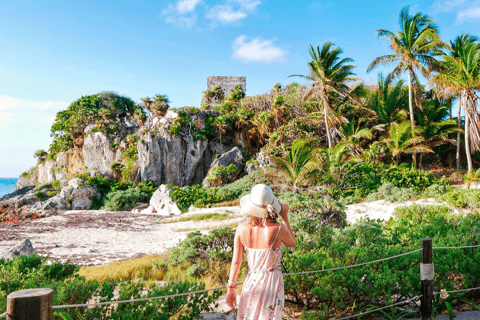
[267,138,319,194]
[367,74,409,127]
[431,34,480,172]
[415,97,458,167]
[140,96,153,118]
[368,6,444,167]
[339,121,383,158]
[152,94,170,118]
[383,121,432,165]
[291,42,358,148]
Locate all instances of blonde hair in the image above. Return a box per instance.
[247,212,278,227]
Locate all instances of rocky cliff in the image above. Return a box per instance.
[15,109,245,190]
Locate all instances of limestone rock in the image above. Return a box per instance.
[42,196,69,217]
[139,205,156,214]
[246,163,257,175]
[83,131,116,177]
[149,185,181,216]
[1,239,34,260]
[202,147,245,188]
[66,178,101,210]
[257,150,271,167]
[14,193,40,209]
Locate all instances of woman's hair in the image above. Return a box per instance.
[247,211,278,227]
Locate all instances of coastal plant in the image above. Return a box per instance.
[366,182,417,202]
[205,164,239,187]
[266,138,320,193]
[34,149,48,164]
[439,189,480,210]
[103,187,150,211]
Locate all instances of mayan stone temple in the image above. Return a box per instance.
[207,76,246,95]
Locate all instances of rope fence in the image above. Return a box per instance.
[332,295,422,320]
[3,242,480,320]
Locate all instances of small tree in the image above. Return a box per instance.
[266,138,319,193]
[34,149,47,164]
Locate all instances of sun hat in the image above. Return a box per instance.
[240,184,281,218]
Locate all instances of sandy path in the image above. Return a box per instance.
[1,207,243,266]
[1,199,453,266]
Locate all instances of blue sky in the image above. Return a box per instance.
[0,0,479,177]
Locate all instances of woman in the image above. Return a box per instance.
[226,184,296,320]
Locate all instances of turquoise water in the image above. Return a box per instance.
[0,178,18,197]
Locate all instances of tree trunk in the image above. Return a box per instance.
[457,93,462,169]
[322,96,332,149]
[465,96,473,173]
[408,70,417,168]
[419,153,423,169]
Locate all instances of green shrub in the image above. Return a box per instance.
[439,189,480,210]
[205,164,239,187]
[216,170,270,198]
[277,192,346,227]
[103,188,150,211]
[366,182,418,202]
[423,184,450,198]
[282,205,480,316]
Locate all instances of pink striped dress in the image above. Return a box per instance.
[237,223,284,320]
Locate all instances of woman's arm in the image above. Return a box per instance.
[226,224,244,309]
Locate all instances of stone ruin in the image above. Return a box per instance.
[207,76,246,96]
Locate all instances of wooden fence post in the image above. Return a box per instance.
[420,238,434,320]
[7,288,53,320]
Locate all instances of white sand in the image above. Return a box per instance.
[1,199,455,266]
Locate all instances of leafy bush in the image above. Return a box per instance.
[205,164,239,187]
[169,227,236,283]
[103,188,150,211]
[277,192,346,227]
[216,170,270,198]
[439,189,480,210]
[423,184,450,198]
[282,205,480,316]
[366,182,418,202]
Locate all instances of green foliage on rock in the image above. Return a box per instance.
[366,182,418,202]
[205,164,239,187]
[50,92,144,154]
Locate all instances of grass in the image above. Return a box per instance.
[77,254,169,282]
[174,221,240,233]
[160,213,233,224]
[212,199,240,207]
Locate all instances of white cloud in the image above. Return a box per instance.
[207,5,247,23]
[176,0,202,14]
[162,1,198,28]
[431,0,469,12]
[164,14,197,28]
[0,95,67,130]
[232,35,286,63]
[457,6,480,20]
[235,0,261,11]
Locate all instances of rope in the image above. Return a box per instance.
[51,248,421,309]
[52,286,227,309]
[284,248,422,276]
[433,245,480,249]
[434,287,480,295]
[330,295,422,320]
[0,313,6,318]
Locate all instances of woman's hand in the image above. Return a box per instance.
[278,203,289,221]
[226,287,237,309]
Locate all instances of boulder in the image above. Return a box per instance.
[65,178,101,210]
[1,239,34,260]
[14,193,40,209]
[149,185,182,216]
[42,196,69,217]
[202,147,245,188]
[246,163,257,175]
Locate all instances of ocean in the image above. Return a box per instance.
[0,178,18,197]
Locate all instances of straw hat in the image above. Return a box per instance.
[239,184,281,218]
